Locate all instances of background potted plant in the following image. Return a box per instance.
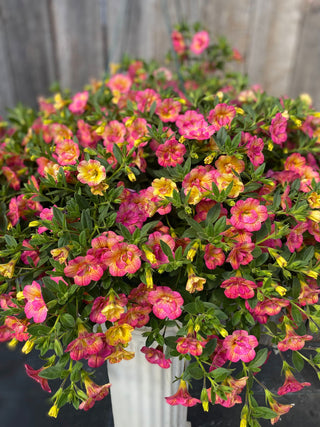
[1,23,320,427]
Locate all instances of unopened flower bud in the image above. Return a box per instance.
[187,242,199,261]
[145,269,153,288]
[22,340,35,354]
[48,404,59,418]
[16,291,25,300]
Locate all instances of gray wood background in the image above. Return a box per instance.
[0,0,320,116]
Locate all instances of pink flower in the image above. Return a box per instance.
[64,255,104,286]
[268,398,294,425]
[102,242,142,276]
[4,316,29,341]
[286,222,308,253]
[90,294,128,323]
[79,376,111,411]
[207,103,236,129]
[102,120,126,146]
[77,119,100,148]
[278,325,313,352]
[148,286,183,320]
[221,277,257,299]
[223,330,258,363]
[156,139,186,167]
[190,31,210,55]
[25,364,51,392]
[176,335,207,356]
[69,91,89,115]
[226,242,255,270]
[66,325,104,361]
[298,278,320,306]
[116,201,148,232]
[204,244,225,270]
[143,232,175,268]
[23,281,48,323]
[135,89,161,113]
[171,30,186,55]
[107,73,132,94]
[21,239,40,267]
[208,376,248,408]
[182,165,218,204]
[141,346,172,369]
[277,369,311,395]
[270,112,287,146]
[230,198,268,232]
[155,98,182,122]
[55,139,80,165]
[165,380,200,407]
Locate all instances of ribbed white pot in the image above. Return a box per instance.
[108,327,191,427]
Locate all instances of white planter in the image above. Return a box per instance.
[108,327,191,427]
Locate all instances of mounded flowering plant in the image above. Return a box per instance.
[1,23,320,426]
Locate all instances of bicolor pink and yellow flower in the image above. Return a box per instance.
[223,330,258,363]
[77,159,106,186]
[148,286,183,320]
[23,281,48,323]
[230,198,268,232]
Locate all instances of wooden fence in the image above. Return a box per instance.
[1,0,320,116]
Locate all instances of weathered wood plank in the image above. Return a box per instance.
[106,0,172,64]
[290,0,320,107]
[0,6,14,116]
[0,0,56,109]
[51,0,105,92]
[246,0,304,98]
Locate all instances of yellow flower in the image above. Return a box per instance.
[16,291,25,301]
[299,93,312,107]
[53,93,67,110]
[50,247,70,264]
[308,210,320,222]
[8,338,18,350]
[77,159,106,186]
[109,63,121,75]
[48,404,59,418]
[0,258,18,279]
[22,340,35,354]
[152,177,177,198]
[105,324,134,346]
[275,286,287,296]
[308,192,320,209]
[90,182,109,195]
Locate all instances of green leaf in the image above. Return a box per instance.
[251,407,277,420]
[39,365,66,380]
[79,230,87,247]
[292,351,304,371]
[53,206,65,226]
[248,348,268,369]
[70,361,83,382]
[205,204,221,226]
[113,143,123,164]
[4,235,17,248]
[60,313,75,328]
[209,367,233,382]
[27,324,51,336]
[183,302,198,315]
[186,363,204,380]
[159,240,174,262]
[291,304,303,325]
[213,215,227,235]
[80,209,93,231]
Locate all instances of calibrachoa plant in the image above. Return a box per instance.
[1,23,320,426]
